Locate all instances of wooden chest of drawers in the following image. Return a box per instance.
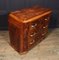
[8,7,52,54]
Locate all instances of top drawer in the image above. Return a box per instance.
[43,14,51,26]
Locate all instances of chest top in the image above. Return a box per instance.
[9,7,52,23]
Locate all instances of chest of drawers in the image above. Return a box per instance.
[8,7,52,54]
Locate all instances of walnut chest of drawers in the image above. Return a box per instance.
[8,7,52,54]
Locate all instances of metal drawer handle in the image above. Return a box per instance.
[43,26,46,28]
[31,25,35,28]
[34,24,37,26]
[42,33,45,36]
[42,33,46,36]
[45,18,48,21]
[30,40,35,45]
[43,25,48,28]
[31,24,37,28]
[30,33,37,37]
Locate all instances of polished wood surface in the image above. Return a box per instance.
[8,7,52,54]
[9,7,52,23]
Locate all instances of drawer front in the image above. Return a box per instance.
[43,14,51,26]
[41,25,48,38]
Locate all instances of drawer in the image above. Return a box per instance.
[41,25,48,37]
[43,14,51,26]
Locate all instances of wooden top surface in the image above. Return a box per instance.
[9,7,52,23]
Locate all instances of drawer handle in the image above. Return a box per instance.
[43,25,48,28]
[42,32,46,36]
[29,40,35,45]
[34,24,37,26]
[45,18,48,21]
[43,26,46,28]
[31,24,37,28]
[42,33,45,36]
[30,33,37,37]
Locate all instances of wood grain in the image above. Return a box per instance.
[8,7,52,54]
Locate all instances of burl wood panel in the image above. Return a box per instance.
[8,7,52,54]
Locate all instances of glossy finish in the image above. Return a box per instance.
[8,7,52,54]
